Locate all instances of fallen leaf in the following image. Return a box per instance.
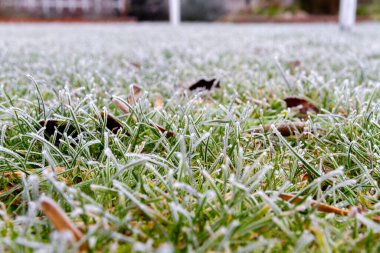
[154,95,164,110]
[127,84,142,105]
[46,166,66,174]
[279,193,380,222]
[301,173,308,181]
[112,98,130,114]
[250,122,306,137]
[289,60,302,68]
[39,197,87,250]
[4,167,66,179]
[273,122,306,136]
[4,171,24,179]
[0,184,22,200]
[284,97,319,115]
[189,78,220,91]
[129,61,141,70]
[0,185,15,196]
[99,112,126,135]
[39,120,79,146]
[151,123,174,138]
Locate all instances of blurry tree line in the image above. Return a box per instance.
[129,0,380,21]
[129,0,225,21]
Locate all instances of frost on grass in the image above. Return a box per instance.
[1,24,380,252]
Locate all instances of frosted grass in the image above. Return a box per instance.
[0,23,380,252]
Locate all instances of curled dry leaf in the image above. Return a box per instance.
[151,123,174,138]
[129,61,141,70]
[289,59,302,68]
[0,185,15,196]
[39,120,79,146]
[154,95,164,110]
[279,193,380,222]
[46,166,66,174]
[127,84,142,105]
[250,122,306,137]
[0,185,22,200]
[189,78,220,91]
[112,85,141,115]
[40,197,87,250]
[99,112,127,135]
[112,98,130,114]
[284,97,319,114]
[4,167,66,179]
[4,170,24,179]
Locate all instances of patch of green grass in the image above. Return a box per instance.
[1,24,380,252]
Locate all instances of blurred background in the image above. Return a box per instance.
[0,0,379,22]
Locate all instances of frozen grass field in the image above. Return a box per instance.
[1,23,380,252]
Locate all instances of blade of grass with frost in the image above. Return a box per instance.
[112,180,169,224]
[26,133,70,168]
[0,146,27,172]
[201,169,225,206]
[256,191,281,215]
[356,213,380,233]
[274,58,292,90]
[70,139,101,167]
[28,75,46,120]
[218,220,240,250]
[145,163,173,197]
[237,239,279,253]
[272,125,321,178]
[294,231,314,253]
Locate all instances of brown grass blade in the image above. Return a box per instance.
[40,197,87,250]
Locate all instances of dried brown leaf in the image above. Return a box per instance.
[0,185,14,196]
[4,171,24,179]
[154,95,164,110]
[127,84,141,105]
[40,197,87,250]
[151,123,174,138]
[4,167,66,179]
[99,112,126,135]
[39,120,79,146]
[289,60,302,68]
[46,166,66,174]
[112,98,130,114]
[284,97,319,114]
[129,61,141,70]
[189,78,220,91]
[0,184,22,200]
[250,122,306,137]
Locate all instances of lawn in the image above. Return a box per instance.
[1,23,380,252]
